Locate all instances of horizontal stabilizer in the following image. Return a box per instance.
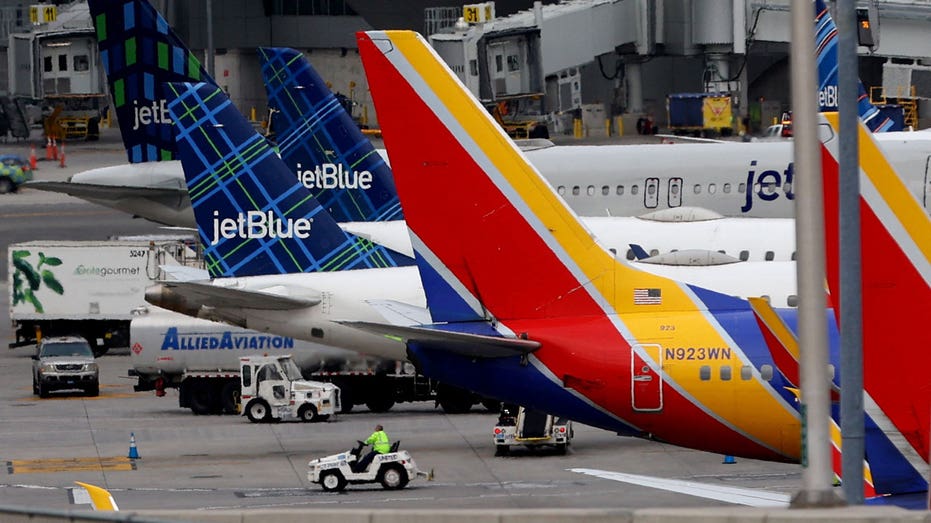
[24,181,184,199]
[338,321,540,358]
[157,281,319,310]
[365,299,433,326]
[158,265,210,282]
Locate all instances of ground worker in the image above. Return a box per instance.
[355,424,390,472]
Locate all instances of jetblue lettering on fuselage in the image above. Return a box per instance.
[819,85,838,110]
[740,160,795,213]
[132,99,171,130]
[160,327,295,350]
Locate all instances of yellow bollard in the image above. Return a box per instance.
[604,118,611,137]
[250,107,257,121]
[616,116,624,136]
[573,118,582,139]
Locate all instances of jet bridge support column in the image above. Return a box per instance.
[626,61,643,115]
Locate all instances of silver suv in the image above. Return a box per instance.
[32,336,99,398]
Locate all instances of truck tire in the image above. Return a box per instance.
[365,397,395,413]
[85,383,99,397]
[320,470,347,492]
[378,464,409,490]
[437,384,473,414]
[245,399,272,423]
[494,445,510,457]
[298,404,318,422]
[188,380,218,415]
[0,177,13,194]
[481,398,501,412]
[38,382,50,398]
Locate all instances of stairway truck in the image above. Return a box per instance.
[130,307,498,415]
[8,240,196,355]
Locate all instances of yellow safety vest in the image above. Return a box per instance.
[366,430,390,453]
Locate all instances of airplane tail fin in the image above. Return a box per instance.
[819,112,931,496]
[358,30,748,323]
[815,0,899,131]
[257,47,402,222]
[163,82,411,278]
[88,0,213,163]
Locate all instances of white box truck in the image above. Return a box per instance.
[9,239,198,355]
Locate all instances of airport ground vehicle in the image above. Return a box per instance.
[9,239,198,355]
[240,355,339,423]
[0,154,32,194]
[129,307,495,415]
[493,404,573,456]
[307,439,430,491]
[667,92,734,136]
[31,336,98,397]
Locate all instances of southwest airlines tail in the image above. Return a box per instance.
[163,82,412,278]
[88,0,212,162]
[258,47,402,223]
[815,0,899,131]
[819,113,931,500]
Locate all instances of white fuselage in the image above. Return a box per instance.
[59,129,931,226]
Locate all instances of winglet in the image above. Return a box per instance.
[74,482,119,511]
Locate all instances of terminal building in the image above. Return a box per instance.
[3,0,931,135]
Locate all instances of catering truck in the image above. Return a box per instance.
[130,306,493,415]
[9,239,199,355]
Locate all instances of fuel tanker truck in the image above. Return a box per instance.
[129,306,488,415]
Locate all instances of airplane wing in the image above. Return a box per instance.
[569,468,791,508]
[157,281,320,310]
[23,180,184,199]
[338,320,540,358]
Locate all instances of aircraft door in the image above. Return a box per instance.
[631,344,663,411]
[644,178,659,208]
[668,177,683,207]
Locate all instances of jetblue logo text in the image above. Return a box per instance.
[132,99,171,130]
[211,210,313,245]
[819,85,838,110]
[297,162,373,190]
[741,160,795,213]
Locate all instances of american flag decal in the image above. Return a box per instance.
[634,288,662,305]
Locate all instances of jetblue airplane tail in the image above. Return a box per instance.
[815,0,899,131]
[257,47,401,223]
[163,82,412,278]
[819,113,931,499]
[88,0,213,163]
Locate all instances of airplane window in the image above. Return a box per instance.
[587,185,595,196]
[311,327,324,338]
[648,184,656,196]
[717,250,726,254]
[602,185,610,196]
[670,184,679,195]
[765,251,774,261]
[760,364,774,381]
[784,182,792,193]
[787,295,799,307]
[616,185,624,195]
[631,185,639,195]
[723,183,731,194]
[650,249,659,256]
[693,184,702,194]
[699,365,711,381]
[791,251,797,261]
[626,249,635,260]
[739,250,749,261]
[763,182,777,195]
[557,186,566,195]
[572,186,580,196]
[827,364,836,380]
[753,183,762,193]
[708,183,717,194]
[609,248,617,255]
[738,183,746,193]
[740,365,752,381]
[720,366,732,381]
[761,295,770,303]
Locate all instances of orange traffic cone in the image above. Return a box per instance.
[28,144,37,170]
[45,138,53,160]
[51,138,58,161]
[59,143,66,168]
